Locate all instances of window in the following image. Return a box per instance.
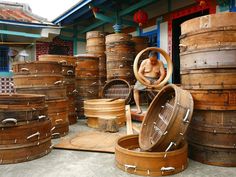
[141,30,157,47]
[0,46,9,72]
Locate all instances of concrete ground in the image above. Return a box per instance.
[0,120,235,177]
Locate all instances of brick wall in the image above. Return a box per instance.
[36,37,73,59]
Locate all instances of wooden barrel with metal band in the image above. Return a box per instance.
[186,89,236,110]
[181,12,236,36]
[84,99,126,128]
[102,79,132,104]
[179,27,236,52]
[86,31,106,54]
[46,99,69,138]
[180,46,236,70]
[75,55,99,117]
[61,65,77,124]
[115,135,188,176]
[13,74,64,88]
[38,55,77,66]
[181,68,236,90]
[188,109,236,167]
[139,84,194,152]
[86,31,107,94]
[180,12,236,167]
[0,94,51,164]
[105,33,132,44]
[15,85,66,100]
[12,61,62,74]
[106,33,135,84]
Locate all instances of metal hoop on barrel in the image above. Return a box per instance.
[133,47,173,90]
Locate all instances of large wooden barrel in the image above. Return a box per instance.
[115,135,188,176]
[180,12,236,167]
[139,84,194,152]
[0,94,51,164]
[84,98,126,128]
[86,31,107,92]
[38,55,77,66]
[13,61,69,138]
[188,110,236,167]
[46,99,69,138]
[131,36,149,60]
[181,68,236,90]
[106,33,135,84]
[62,65,77,125]
[102,79,132,104]
[75,54,100,117]
[12,61,62,74]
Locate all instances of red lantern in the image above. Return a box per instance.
[196,0,208,8]
[92,7,99,13]
[133,10,148,27]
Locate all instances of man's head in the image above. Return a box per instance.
[148,51,158,65]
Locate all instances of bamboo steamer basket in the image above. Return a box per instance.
[0,94,51,164]
[38,55,77,66]
[102,79,132,104]
[139,84,194,152]
[15,85,66,100]
[180,46,236,70]
[181,68,236,90]
[84,98,126,128]
[12,61,62,74]
[181,12,236,35]
[13,74,64,88]
[186,89,236,110]
[115,135,188,176]
[46,99,69,138]
[105,33,132,44]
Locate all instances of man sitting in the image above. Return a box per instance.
[133,51,165,114]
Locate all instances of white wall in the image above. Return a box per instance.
[160,21,168,65]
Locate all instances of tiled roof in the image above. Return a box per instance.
[0,1,52,24]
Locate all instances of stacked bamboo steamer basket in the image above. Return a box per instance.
[115,84,194,176]
[86,31,107,94]
[84,98,126,128]
[13,60,69,138]
[39,55,77,125]
[131,36,149,63]
[106,33,136,84]
[180,12,236,167]
[75,54,100,117]
[0,94,52,164]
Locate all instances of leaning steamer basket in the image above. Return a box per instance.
[0,94,52,164]
[139,84,194,152]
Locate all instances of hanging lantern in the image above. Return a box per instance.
[133,10,148,27]
[196,0,208,9]
[92,7,99,13]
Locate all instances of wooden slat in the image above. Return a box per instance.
[125,105,133,135]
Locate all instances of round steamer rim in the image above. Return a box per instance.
[133,47,173,90]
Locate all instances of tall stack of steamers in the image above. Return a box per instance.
[180,12,236,166]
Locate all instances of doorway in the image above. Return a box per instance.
[171,10,209,84]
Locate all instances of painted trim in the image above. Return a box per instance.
[168,3,216,59]
[0,72,13,77]
[0,20,60,29]
[53,0,93,24]
[119,0,157,16]
[0,30,41,38]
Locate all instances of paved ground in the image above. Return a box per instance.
[0,120,235,177]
